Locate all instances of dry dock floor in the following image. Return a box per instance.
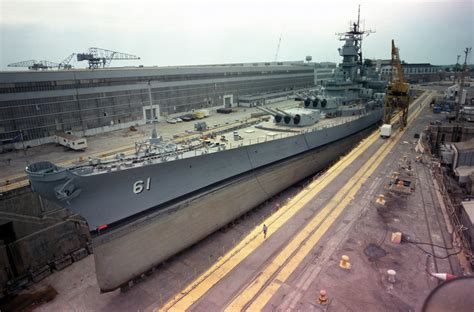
[21,91,467,311]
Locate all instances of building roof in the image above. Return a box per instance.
[454,166,474,177]
[403,63,435,68]
[454,138,474,151]
[379,62,439,69]
[0,62,314,83]
[378,59,392,66]
[461,201,474,224]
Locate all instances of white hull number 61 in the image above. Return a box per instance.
[133,177,151,194]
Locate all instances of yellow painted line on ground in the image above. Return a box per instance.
[160,129,382,311]
[159,93,432,311]
[242,129,402,311]
[227,92,432,311]
[225,118,402,311]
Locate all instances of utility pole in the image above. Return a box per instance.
[148,81,161,144]
[456,47,472,121]
[20,130,27,157]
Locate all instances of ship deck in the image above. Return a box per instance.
[2,100,370,179]
[0,100,302,190]
[24,89,472,311]
[79,114,368,175]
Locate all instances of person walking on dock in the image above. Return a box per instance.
[263,224,268,239]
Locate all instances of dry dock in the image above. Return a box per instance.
[10,91,469,311]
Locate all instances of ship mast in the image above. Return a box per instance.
[336,5,374,82]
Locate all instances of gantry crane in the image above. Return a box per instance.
[382,40,410,132]
[8,54,76,71]
[7,60,60,70]
[58,53,76,70]
[76,47,140,69]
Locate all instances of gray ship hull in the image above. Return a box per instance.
[27,111,382,231]
[92,124,376,291]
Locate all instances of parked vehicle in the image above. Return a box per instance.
[55,133,87,151]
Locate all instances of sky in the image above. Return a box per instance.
[0,0,472,70]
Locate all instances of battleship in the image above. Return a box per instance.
[26,11,387,292]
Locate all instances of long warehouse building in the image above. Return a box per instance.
[0,63,314,150]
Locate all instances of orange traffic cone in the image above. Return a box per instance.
[431,273,457,281]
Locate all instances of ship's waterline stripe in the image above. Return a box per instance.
[158,93,429,311]
[226,92,431,311]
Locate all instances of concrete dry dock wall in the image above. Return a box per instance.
[0,186,90,294]
[92,126,373,292]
